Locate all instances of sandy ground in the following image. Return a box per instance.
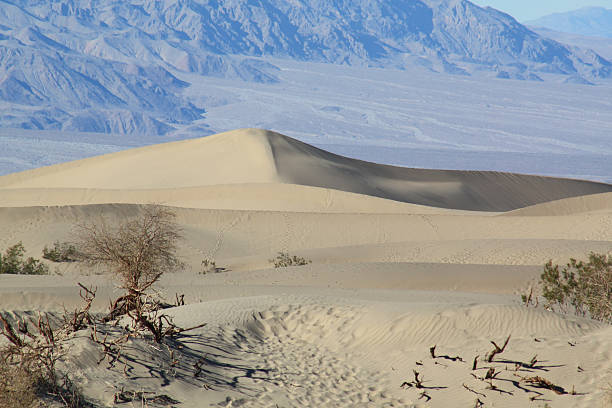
[0,129,611,407]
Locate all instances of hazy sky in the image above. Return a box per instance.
[470,1,610,21]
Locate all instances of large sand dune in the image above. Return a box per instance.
[1,128,610,211]
[0,129,611,407]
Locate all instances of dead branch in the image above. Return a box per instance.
[526,355,538,368]
[485,367,499,380]
[64,283,97,332]
[430,344,464,362]
[194,355,207,378]
[401,370,425,389]
[463,383,486,398]
[0,314,25,347]
[418,391,431,402]
[486,335,511,362]
[486,380,513,395]
[472,355,479,370]
[520,375,567,395]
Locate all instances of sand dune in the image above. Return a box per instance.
[1,129,611,407]
[508,191,612,216]
[1,128,610,211]
[0,184,473,214]
[1,203,610,272]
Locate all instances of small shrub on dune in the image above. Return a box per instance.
[539,252,611,323]
[0,359,42,408]
[75,206,183,299]
[269,252,312,268]
[74,206,203,342]
[42,241,79,263]
[200,258,219,274]
[0,311,89,407]
[0,242,48,275]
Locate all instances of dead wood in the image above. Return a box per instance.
[521,376,567,395]
[486,335,511,362]
[463,383,486,398]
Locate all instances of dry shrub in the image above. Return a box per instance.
[541,253,611,323]
[269,252,311,268]
[75,206,196,342]
[0,312,89,407]
[75,206,183,295]
[0,359,42,408]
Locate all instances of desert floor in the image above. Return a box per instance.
[1,129,611,407]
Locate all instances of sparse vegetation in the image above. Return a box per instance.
[42,241,79,263]
[74,206,204,343]
[0,312,89,407]
[602,380,612,406]
[269,252,311,268]
[0,359,42,408]
[200,258,220,274]
[0,242,48,275]
[540,253,611,323]
[75,207,184,295]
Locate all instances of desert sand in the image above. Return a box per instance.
[0,128,611,407]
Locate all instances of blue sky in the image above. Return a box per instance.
[470,1,611,21]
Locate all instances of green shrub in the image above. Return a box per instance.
[0,242,48,275]
[540,253,611,323]
[42,241,79,263]
[269,252,311,268]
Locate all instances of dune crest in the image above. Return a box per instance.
[0,128,610,212]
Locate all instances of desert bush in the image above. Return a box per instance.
[0,242,48,275]
[42,241,79,263]
[0,312,89,407]
[540,253,611,323]
[0,358,42,408]
[74,206,188,342]
[200,258,217,274]
[75,206,183,296]
[269,252,311,268]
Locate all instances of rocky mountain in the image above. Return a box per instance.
[527,7,612,38]
[0,0,611,135]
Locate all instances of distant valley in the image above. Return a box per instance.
[0,0,611,182]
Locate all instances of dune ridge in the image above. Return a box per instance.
[1,128,610,212]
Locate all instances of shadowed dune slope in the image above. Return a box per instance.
[0,128,610,211]
[266,132,612,211]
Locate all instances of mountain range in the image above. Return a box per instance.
[0,0,611,136]
[527,7,612,38]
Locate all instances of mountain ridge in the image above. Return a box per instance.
[0,0,611,136]
[527,7,612,38]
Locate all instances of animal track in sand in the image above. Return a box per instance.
[218,305,410,407]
